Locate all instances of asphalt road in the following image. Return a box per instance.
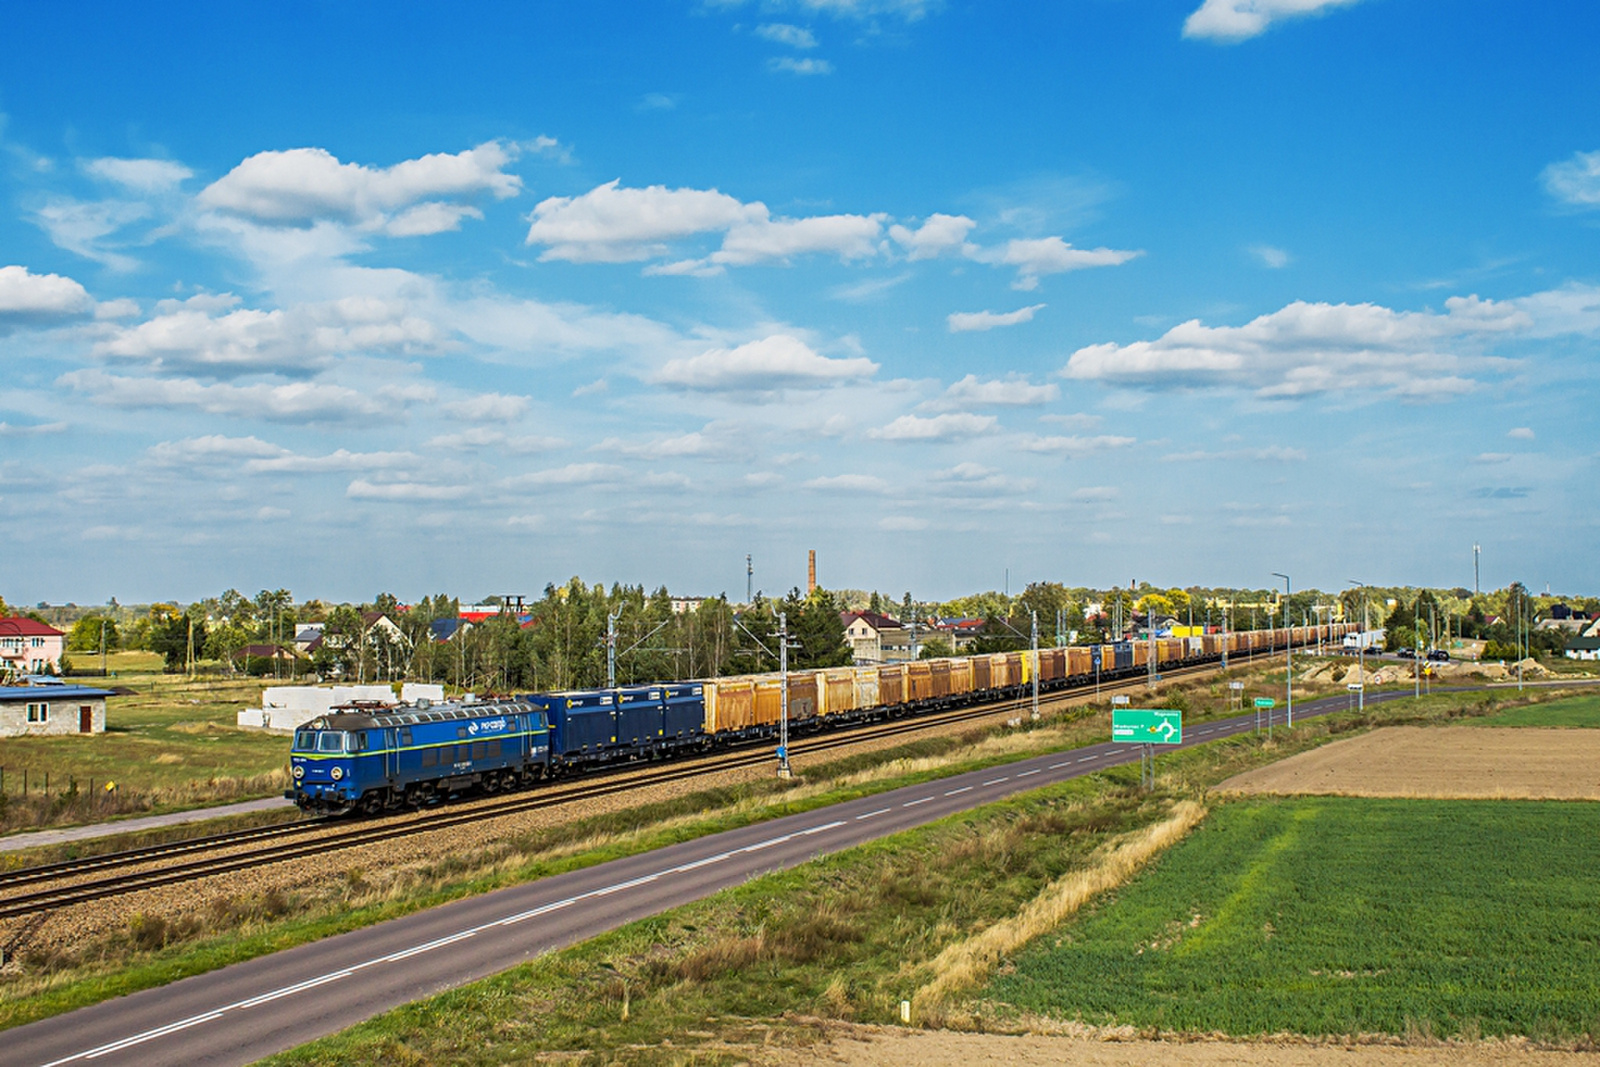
[3,681,1580,1067]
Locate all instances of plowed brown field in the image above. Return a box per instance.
[760,1027,1599,1066]
[1217,726,1600,799]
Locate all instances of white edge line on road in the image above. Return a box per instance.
[45,1012,225,1066]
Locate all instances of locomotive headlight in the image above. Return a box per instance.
[331,766,344,780]
[293,765,304,779]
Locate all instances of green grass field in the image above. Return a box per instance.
[990,796,1600,1039]
[1466,693,1600,728]
[0,666,290,833]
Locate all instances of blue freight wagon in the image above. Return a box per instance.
[520,683,710,768]
[288,699,550,815]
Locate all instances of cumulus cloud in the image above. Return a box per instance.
[889,214,975,260]
[82,157,194,192]
[346,479,469,501]
[967,237,1141,290]
[198,141,521,234]
[444,393,530,421]
[1062,296,1529,399]
[757,23,817,47]
[1162,445,1307,462]
[526,179,884,269]
[506,462,627,487]
[1018,434,1136,456]
[0,265,94,327]
[718,0,933,20]
[867,412,996,441]
[146,435,286,465]
[1507,427,1535,440]
[61,369,423,422]
[655,335,877,391]
[94,294,445,377]
[595,430,728,459]
[247,448,421,473]
[947,304,1045,333]
[804,473,891,492]
[935,374,1059,407]
[1543,151,1600,208]
[769,57,833,75]
[426,427,565,454]
[1183,0,1364,42]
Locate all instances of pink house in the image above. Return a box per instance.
[0,618,66,676]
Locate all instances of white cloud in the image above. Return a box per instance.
[146,435,287,465]
[936,374,1059,407]
[946,304,1046,333]
[1183,0,1364,42]
[769,57,833,75]
[655,335,877,391]
[247,448,421,473]
[94,295,445,377]
[829,273,912,303]
[256,506,291,521]
[596,430,727,458]
[0,420,68,437]
[868,412,997,441]
[346,479,470,501]
[1249,244,1291,269]
[506,462,628,487]
[0,265,94,326]
[889,214,975,260]
[1018,434,1136,456]
[639,93,678,111]
[526,179,882,268]
[426,427,565,454]
[967,237,1141,290]
[1507,427,1535,440]
[31,199,147,271]
[82,157,193,192]
[1040,412,1103,430]
[804,473,890,492]
[444,393,530,421]
[198,141,521,233]
[757,23,818,47]
[61,369,417,422]
[1162,446,1307,462]
[1541,151,1600,207]
[526,180,751,262]
[1062,296,1529,399]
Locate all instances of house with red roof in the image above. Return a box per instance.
[0,617,65,677]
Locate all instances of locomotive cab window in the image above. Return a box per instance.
[317,732,347,754]
[293,730,317,752]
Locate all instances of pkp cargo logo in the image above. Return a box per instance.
[468,718,509,735]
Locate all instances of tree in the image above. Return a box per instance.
[68,615,119,652]
[150,608,207,672]
[918,636,954,660]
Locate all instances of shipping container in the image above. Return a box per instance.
[816,668,857,718]
[907,661,935,702]
[879,664,906,707]
[852,665,881,711]
[948,656,974,698]
[972,656,992,691]
[1068,646,1091,677]
[929,658,952,699]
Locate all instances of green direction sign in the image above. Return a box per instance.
[1254,697,1276,709]
[1112,709,1183,745]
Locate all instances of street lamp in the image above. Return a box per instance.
[1348,580,1368,714]
[1271,573,1292,728]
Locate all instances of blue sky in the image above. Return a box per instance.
[2,0,1597,605]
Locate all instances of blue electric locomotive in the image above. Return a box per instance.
[288,698,551,815]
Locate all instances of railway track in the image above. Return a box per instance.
[0,659,1229,920]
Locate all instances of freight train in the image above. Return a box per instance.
[288,624,1352,815]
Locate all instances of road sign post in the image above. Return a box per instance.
[1112,708,1183,789]
[1254,696,1276,738]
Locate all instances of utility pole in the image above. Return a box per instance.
[1473,543,1481,597]
[605,608,620,689]
[1272,573,1292,727]
[1031,610,1040,721]
[1349,581,1368,714]
[746,555,753,605]
[778,611,792,778]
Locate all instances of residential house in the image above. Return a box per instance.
[840,611,915,664]
[0,618,65,677]
[0,683,114,736]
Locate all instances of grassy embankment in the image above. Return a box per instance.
[247,687,1596,1064]
[0,658,1424,1028]
[0,652,289,835]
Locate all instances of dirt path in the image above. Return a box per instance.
[758,1026,1600,1066]
[1217,726,1600,800]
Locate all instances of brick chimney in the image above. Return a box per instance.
[807,549,816,594]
